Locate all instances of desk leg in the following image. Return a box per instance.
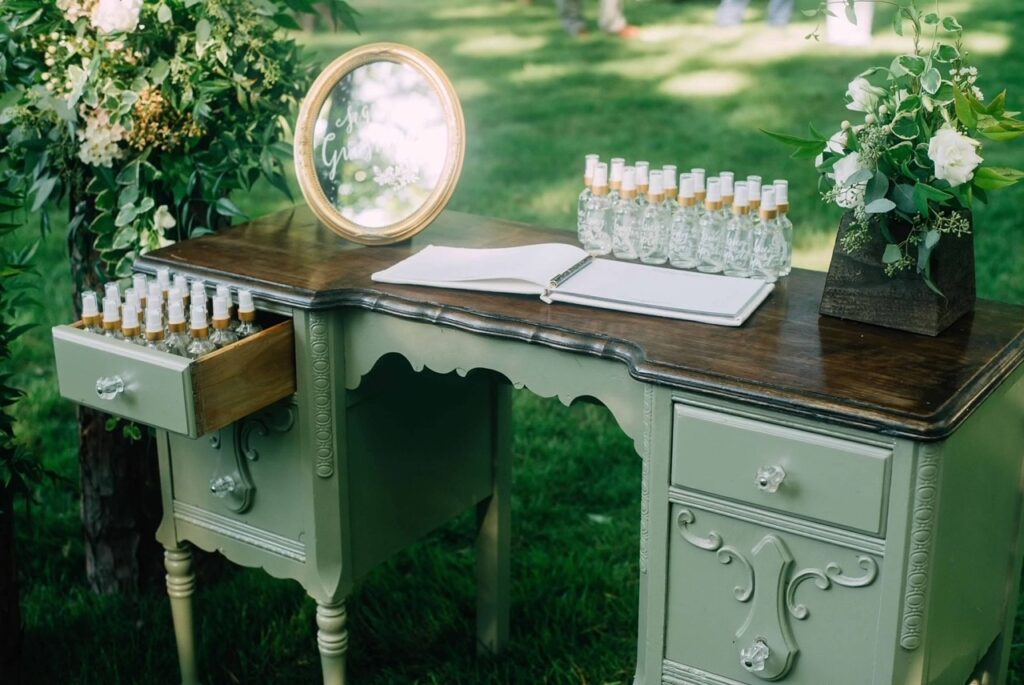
[164,544,200,685]
[476,382,512,655]
[317,601,349,685]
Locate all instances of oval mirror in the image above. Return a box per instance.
[294,43,465,245]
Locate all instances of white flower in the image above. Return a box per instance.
[91,0,142,34]
[76,108,125,167]
[928,125,983,187]
[57,0,92,22]
[153,205,177,232]
[816,129,849,170]
[833,152,868,208]
[846,77,885,113]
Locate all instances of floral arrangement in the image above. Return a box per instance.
[767,0,1023,291]
[0,0,357,280]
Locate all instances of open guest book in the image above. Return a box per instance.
[371,243,774,326]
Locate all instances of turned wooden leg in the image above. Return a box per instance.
[316,601,348,685]
[164,544,200,685]
[475,381,511,655]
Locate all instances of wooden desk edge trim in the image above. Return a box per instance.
[133,258,1024,442]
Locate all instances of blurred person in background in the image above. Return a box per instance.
[715,0,794,26]
[557,0,640,38]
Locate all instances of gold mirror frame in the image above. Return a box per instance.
[294,42,466,245]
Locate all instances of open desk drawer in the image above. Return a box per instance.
[52,320,295,438]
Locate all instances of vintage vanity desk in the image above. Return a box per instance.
[52,43,1024,685]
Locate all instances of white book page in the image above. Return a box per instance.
[552,259,770,319]
[371,243,588,295]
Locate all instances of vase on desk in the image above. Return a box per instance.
[819,211,976,337]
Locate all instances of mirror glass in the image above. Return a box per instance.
[311,61,449,230]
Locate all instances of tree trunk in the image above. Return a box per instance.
[0,483,21,680]
[68,200,163,595]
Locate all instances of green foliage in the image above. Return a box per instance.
[0,0,357,282]
[768,0,1024,294]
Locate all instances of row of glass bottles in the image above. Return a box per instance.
[577,155,794,283]
[79,267,263,359]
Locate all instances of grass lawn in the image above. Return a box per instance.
[8,0,1024,683]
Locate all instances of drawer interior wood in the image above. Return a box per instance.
[52,318,295,438]
[671,403,891,535]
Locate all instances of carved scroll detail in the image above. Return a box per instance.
[676,508,724,551]
[639,383,654,574]
[717,546,755,602]
[786,556,878,620]
[900,443,942,650]
[309,312,335,479]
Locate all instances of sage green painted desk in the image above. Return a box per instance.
[53,208,1024,685]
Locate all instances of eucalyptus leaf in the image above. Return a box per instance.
[883,244,903,264]
[925,229,941,249]
[865,198,897,214]
[866,170,890,202]
[845,168,874,186]
[892,184,918,214]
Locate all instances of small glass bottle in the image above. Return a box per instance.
[236,290,263,339]
[662,165,678,205]
[120,304,145,345]
[608,158,625,208]
[186,305,217,359]
[156,266,171,303]
[669,174,701,270]
[165,300,191,356]
[774,180,793,277]
[751,187,782,283]
[635,161,650,200]
[104,281,121,307]
[612,166,640,260]
[81,291,102,333]
[719,172,735,211]
[123,287,140,317]
[144,309,170,352]
[691,168,707,206]
[101,297,124,340]
[583,162,613,256]
[215,284,237,329]
[577,154,599,250]
[132,274,148,310]
[210,295,240,349]
[747,175,762,216]
[190,281,207,317]
[147,282,163,316]
[723,182,754,278]
[174,274,191,309]
[697,178,725,273]
[637,171,670,265]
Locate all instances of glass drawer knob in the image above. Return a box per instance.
[95,376,125,400]
[756,465,786,493]
[740,638,770,673]
[210,475,238,497]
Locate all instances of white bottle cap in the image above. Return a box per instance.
[156,267,170,291]
[592,162,608,189]
[122,304,139,329]
[584,154,599,180]
[132,274,147,296]
[622,166,637,192]
[173,274,188,294]
[102,296,120,323]
[761,187,777,211]
[691,168,706,192]
[124,287,139,313]
[216,284,231,302]
[168,300,186,325]
[719,172,735,196]
[82,291,99,317]
[104,282,121,303]
[238,289,255,313]
[648,170,664,196]
[190,304,208,329]
[706,177,722,202]
[609,159,624,184]
[146,309,163,334]
[662,165,677,189]
[774,180,789,205]
[734,181,749,208]
[610,157,625,166]
[635,162,649,186]
[212,295,230,321]
[679,174,695,199]
[168,285,183,307]
[190,281,206,303]
[147,282,162,305]
[747,175,762,197]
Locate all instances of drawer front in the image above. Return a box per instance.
[671,403,891,535]
[53,320,296,439]
[53,325,195,435]
[664,503,884,685]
